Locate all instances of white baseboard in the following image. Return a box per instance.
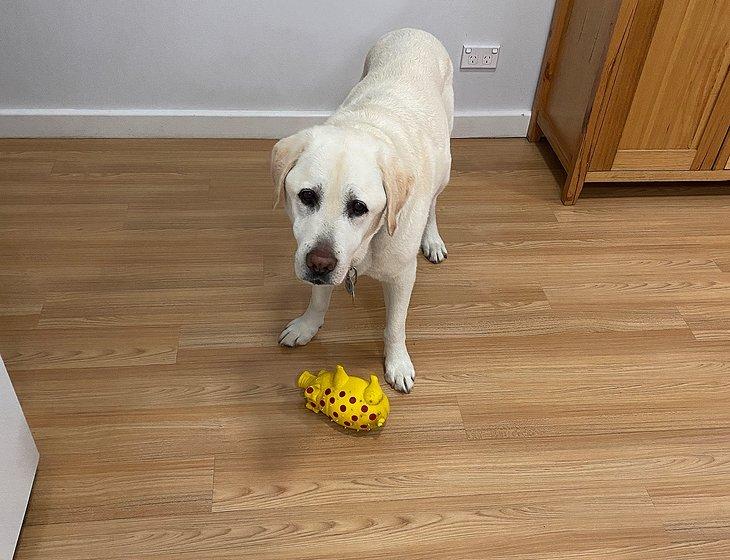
[0,108,529,139]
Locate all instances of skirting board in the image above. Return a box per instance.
[0,109,529,139]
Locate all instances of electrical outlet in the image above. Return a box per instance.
[460,45,500,70]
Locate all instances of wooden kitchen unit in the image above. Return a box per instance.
[529,0,730,204]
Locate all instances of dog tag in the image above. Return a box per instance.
[345,267,358,301]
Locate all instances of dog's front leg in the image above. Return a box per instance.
[278,284,333,347]
[383,260,417,393]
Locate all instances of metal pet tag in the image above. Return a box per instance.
[345,267,358,301]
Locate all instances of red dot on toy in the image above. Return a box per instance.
[333,411,338,417]
[361,405,368,412]
[351,415,358,422]
[349,396,357,404]
[306,387,313,394]
[369,413,377,421]
[329,397,335,403]
[324,388,331,395]
[339,391,346,397]
[344,421,350,426]
[340,405,346,412]
[319,400,325,407]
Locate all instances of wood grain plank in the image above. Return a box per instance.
[438,220,730,253]
[182,309,689,350]
[715,257,730,272]
[414,246,722,281]
[459,391,730,440]
[0,160,54,179]
[553,198,730,222]
[448,138,564,172]
[38,286,280,328]
[14,490,677,560]
[23,400,465,462]
[7,363,300,413]
[543,278,730,309]
[678,303,730,341]
[0,326,178,370]
[213,434,730,513]
[176,328,719,370]
[25,457,213,525]
[0,203,127,231]
[0,172,210,205]
[648,478,730,542]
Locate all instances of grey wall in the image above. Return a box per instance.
[0,0,554,114]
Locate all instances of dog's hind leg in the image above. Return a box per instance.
[420,195,447,264]
[278,284,333,347]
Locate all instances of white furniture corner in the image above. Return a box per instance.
[0,355,39,559]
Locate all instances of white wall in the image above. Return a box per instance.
[0,0,555,137]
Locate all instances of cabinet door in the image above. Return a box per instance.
[693,69,730,170]
[613,0,730,171]
[712,125,730,170]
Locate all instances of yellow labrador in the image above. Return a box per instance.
[272,28,453,393]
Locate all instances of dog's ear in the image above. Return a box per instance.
[271,131,309,209]
[379,151,414,236]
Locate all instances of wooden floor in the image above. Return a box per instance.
[1,138,729,559]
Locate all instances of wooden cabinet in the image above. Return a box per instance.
[529,0,730,204]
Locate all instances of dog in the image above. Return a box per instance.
[272,28,453,393]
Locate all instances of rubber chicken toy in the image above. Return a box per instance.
[297,365,389,431]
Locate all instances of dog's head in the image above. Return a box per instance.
[272,126,413,285]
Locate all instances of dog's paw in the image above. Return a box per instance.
[278,315,322,347]
[421,233,447,264]
[384,348,415,393]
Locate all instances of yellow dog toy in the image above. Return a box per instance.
[297,365,389,431]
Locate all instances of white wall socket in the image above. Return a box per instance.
[460,45,500,70]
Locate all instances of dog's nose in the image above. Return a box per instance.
[306,245,338,274]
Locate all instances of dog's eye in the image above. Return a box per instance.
[348,199,369,218]
[298,189,319,208]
